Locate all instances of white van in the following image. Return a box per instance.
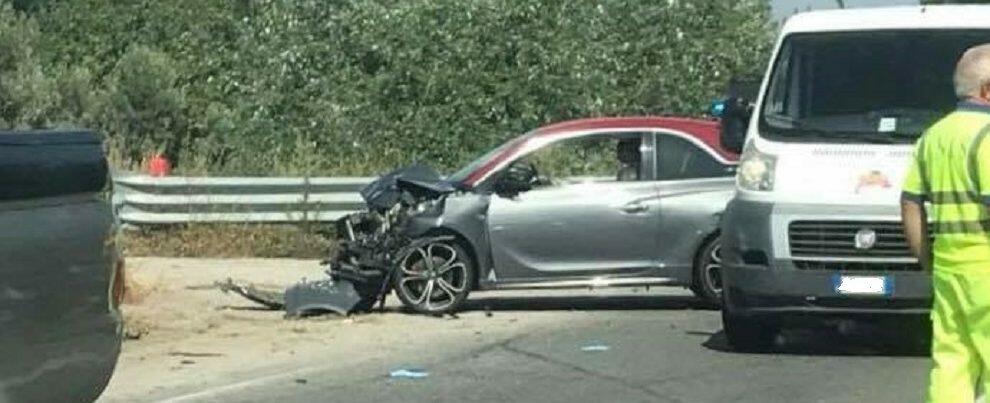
[718,5,990,351]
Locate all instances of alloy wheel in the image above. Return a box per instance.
[396,242,470,313]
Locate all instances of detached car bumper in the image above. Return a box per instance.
[721,197,932,318]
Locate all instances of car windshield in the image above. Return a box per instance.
[447,135,529,184]
[760,30,990,143]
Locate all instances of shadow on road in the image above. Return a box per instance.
[461,294,709,312]
[698,327,929,357]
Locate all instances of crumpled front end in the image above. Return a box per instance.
[222,164,458,316]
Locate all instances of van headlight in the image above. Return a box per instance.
[737,144,777,192]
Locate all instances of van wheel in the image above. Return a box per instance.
[691,236,723,308]
[722,309,777,353]
[394,241,474,315]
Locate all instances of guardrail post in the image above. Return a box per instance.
[302,175,311,223]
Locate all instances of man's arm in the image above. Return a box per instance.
[901,199,931,271]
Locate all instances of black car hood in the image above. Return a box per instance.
[360,164,456,210]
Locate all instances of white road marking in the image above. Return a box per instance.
[156,364,332,403]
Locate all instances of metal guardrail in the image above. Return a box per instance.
[113,175,374,225]
[111,174,618,225]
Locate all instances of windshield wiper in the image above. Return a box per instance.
[803,130,898,144]
[765,115,919,143]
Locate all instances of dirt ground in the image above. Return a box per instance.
[98,258,582,402]
[101,258,334,402]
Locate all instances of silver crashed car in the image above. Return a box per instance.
[329,116,739,315]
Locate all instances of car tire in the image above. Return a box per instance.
[722,309,777,353]
[394,240,474,315]
[691,236,723,308]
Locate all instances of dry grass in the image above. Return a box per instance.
[120,224,334,259]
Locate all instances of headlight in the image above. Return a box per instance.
[737,143,777,192]
[413,200,433,214]
[412,198,443,215]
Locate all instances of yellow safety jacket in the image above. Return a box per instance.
[903,101,990,273]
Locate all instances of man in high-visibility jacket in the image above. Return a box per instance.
[903,43,990,403]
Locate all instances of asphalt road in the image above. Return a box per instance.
[141,288,932,403]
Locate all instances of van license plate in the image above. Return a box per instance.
[833,275,891,296]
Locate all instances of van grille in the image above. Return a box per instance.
[792,260,922,272]
[788,220,915,258]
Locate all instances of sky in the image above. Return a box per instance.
[771,0,921,21]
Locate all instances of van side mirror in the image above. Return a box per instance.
[716,77,760,154]
[719,96,752,154]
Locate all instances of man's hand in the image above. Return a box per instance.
[901,199,932,271]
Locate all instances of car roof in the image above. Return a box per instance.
[533,116,737,161]
[461,116,736,187]
[783,5,990,34]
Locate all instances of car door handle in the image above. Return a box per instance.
[619,202,649,214]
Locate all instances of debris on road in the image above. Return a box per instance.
[216,278,285,310]
[580,343,611,352]
[283,278,370,317]
[389,368,430,379]
[124,327,144,340]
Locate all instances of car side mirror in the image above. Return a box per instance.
[495,162,536,197]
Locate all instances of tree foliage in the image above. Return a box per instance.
[1,0,773,175]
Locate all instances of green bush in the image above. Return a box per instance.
[99,46,188,164]
[2,0,773,176]
[0,3,50,128]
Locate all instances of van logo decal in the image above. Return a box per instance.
[854,228,878,250]
[855,170,891,194]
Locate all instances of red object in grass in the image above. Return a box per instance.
[147,154,171,177]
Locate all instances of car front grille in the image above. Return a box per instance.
[788,220,917,258]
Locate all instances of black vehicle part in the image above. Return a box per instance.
[0,130,108,201]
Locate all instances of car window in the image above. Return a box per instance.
[655,133,734,180]
[515,132,646,187]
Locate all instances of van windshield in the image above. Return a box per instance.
[760,30,990,144]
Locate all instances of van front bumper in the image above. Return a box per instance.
[721,197,932,318]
